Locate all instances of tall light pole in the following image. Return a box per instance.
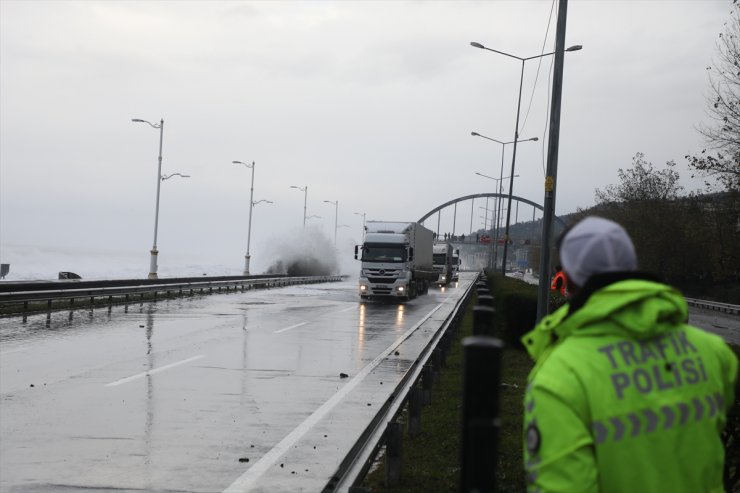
[132,117,166,279]
[470,41,581,274]
[324,200,338,246]
[290,185,308,227]
[538,0,575,322]
[233,160,256,275]
[354,212,366,242]
[472,131,537,269]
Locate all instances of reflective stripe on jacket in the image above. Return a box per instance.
[521,278,738,493]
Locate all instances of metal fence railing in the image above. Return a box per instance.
[0,275,344,317]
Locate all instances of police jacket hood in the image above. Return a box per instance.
[523,272,686,363]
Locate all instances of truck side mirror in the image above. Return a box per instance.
[354,245,359,260]
[408,247,414,261]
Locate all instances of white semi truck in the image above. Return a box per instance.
[432,242,453,286]
[451,248,460,281]
[355,221,436,301]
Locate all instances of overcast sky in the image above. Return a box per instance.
[0,1,730,279]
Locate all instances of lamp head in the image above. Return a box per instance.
[471,131,480,136]
[566,45,583,52]
[531,137,539,142]
[470,42,485,49]
[131,118,145,123]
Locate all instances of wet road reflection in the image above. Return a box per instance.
[0,275,475,492]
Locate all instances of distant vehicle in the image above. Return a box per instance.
[432,242,453,286]
[451,249,461,281]
[355,221,436,301]
[479,234,492,244]
[58,272,82,280]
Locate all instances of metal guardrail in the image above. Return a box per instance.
[0,275,343,316]
[685,297,740,315]
[325,274,479,491]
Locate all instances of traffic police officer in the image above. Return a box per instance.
[522,216,738,493]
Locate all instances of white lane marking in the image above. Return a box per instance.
[273,322,308,334]
[105,355,205,387]
[223,300,446,493]
[337,306,356,313]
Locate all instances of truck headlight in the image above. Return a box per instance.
[397,286,405,293]
[360,285,367,291]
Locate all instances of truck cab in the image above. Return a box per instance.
[355,222,436,301]
[432,242,453,286]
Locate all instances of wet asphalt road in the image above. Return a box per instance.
[1,274,475,493]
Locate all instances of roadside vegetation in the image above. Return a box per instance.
[362,275,740,492]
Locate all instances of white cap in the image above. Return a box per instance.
[559,216,637,286]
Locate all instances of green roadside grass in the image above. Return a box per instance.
[362,274,740,492]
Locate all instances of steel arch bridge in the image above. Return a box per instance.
[418,192,567,229]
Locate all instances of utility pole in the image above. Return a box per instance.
[537,0,571,322]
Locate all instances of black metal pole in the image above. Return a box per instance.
[460,336,504,493]
[537,0,570,322]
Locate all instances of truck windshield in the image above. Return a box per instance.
[433,253,447,265]
[362,244,407,262]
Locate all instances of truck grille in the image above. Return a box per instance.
[371,287,393,294]
[368,277,395,284]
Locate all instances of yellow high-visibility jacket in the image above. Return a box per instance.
[522,277,738,493]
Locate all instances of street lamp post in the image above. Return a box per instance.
[470,42,581,274]
[290,185,308,227]
[324,200,338,246]
[472,131,536,268]
[132,117,166,279]
[233,160,257,275]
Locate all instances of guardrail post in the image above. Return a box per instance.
[385,421,403,486]
[432,347,442,384]
[472,306,495,337]
[408,385,422,437]
[421,364,433,405]
[460,336,504,493]
[477,293,494,305]
[439,334,448,367]
[70,298,75,308]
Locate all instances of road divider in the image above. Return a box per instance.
[0,275,343,318]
